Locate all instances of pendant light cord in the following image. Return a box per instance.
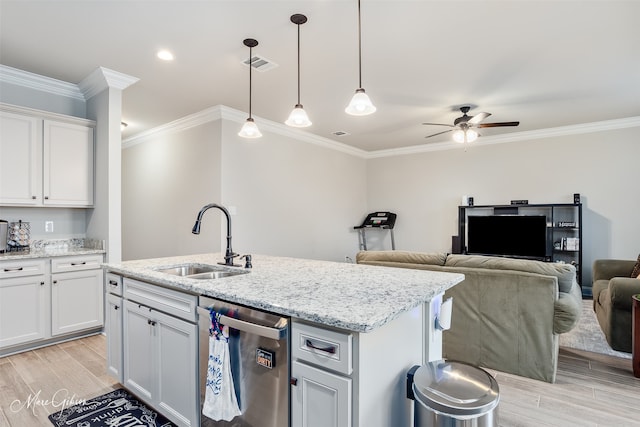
[248,45,253,118]
[297,23,301,105]
[357,0,362,89]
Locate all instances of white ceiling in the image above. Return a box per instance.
[1,0,639,152]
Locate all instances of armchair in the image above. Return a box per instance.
[592,258,640,352]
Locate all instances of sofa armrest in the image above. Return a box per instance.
[592,259,636,282]
[553,283,582,334]
[608,277,640,310]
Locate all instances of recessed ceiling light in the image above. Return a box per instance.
[157,50,174,61]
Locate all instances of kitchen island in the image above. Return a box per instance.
[103,253,464,427]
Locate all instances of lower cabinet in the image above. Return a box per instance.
[51,269,103,336]
[291,308,425,427]
[121,278,199,427]
[291,360,352,427]
[0,271,48,348]
[0,255,104,356]
[105,292,123,382]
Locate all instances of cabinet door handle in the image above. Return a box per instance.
[114,305,119,310]
[3,267,24,272]
[32,196,36,199]
[40,281,45,286]
[290,377,298,386]
[147,320,156,326]
[44,196,49,200]
[305,339,337,355]
[53,280,58,284]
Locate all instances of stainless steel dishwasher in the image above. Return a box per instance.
[198,296,290,427]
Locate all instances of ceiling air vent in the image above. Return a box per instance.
[243,55,278,72]
[332,131,350,137]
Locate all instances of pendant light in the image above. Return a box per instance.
[285,14,312,127]
[345,0,376,116]
[238,38,262,139]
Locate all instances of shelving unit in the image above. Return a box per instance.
[458,203,582,285]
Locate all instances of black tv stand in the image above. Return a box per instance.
[458,202,582,285]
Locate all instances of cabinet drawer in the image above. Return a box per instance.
[51,255,103,273]
[106,272,123,296]
[0,259,46,279]
[124,278,197,323]
[292,320,353,375]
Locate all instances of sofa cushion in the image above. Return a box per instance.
[356,250,447,266]
[444,254,577,293]
[631,254,640,278]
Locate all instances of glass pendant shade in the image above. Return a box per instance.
[238,117,262,138]
[345,88,376,116]
[285,104,312,127]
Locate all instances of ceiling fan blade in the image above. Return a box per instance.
[424,129,454,139]
[477,121,520,128]
[468,112,491,124]
[422,123,455,127]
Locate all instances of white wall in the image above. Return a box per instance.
[121,121,223,260]
[121,116,367,262]
[220,120,367,261]
[366,126,640,285]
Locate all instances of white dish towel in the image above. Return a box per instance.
[202,311,242,421]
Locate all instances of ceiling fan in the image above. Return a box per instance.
[423,106,520,143]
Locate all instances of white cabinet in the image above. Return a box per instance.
[291,360,352,427]
[122,277,199,427]
[43,120,94,206]
[0,105,95,207]
[105,273,123,382]
[51,255,103,336]
[0,255,104,356]
[0,259,48,348]
[0,111,41,205]
[291,307,424,427]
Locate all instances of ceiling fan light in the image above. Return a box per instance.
[285,104,312,127]
[238,117,262,138]
[345,88,376,116]
[452,129,466,143]
[466,129,478,142]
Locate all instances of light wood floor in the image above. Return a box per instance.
[0,336,639,426]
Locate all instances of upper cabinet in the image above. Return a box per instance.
[0,104,95,207]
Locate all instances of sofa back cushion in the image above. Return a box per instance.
[444,254,577,293]
[356,250,446,267]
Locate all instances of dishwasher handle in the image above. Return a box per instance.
[219,314,288,340]
[199,306,288,340]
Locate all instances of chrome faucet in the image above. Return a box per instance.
[192,203,237,266]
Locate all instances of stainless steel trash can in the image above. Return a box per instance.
[407,360,499,427]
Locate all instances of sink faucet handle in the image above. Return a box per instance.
[241,254,252,269]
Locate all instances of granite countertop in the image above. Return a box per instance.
[104,253,464,333]
[0,238,105,261]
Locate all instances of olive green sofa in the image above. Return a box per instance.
[356,250,583,383]
[592,258,640,353]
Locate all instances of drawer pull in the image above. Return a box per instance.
[306,339,336,355]
[70,262,87,266]
[3,267,24,272]
[109,280,119,287]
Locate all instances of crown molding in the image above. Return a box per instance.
[0,65,139,101]
[365,116,640,159]
[123,105,369,158]
[79,67,139,99]
[0,64,84,100]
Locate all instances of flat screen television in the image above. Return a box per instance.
[466,215,548,259]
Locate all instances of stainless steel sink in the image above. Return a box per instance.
[154,263,248,280]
